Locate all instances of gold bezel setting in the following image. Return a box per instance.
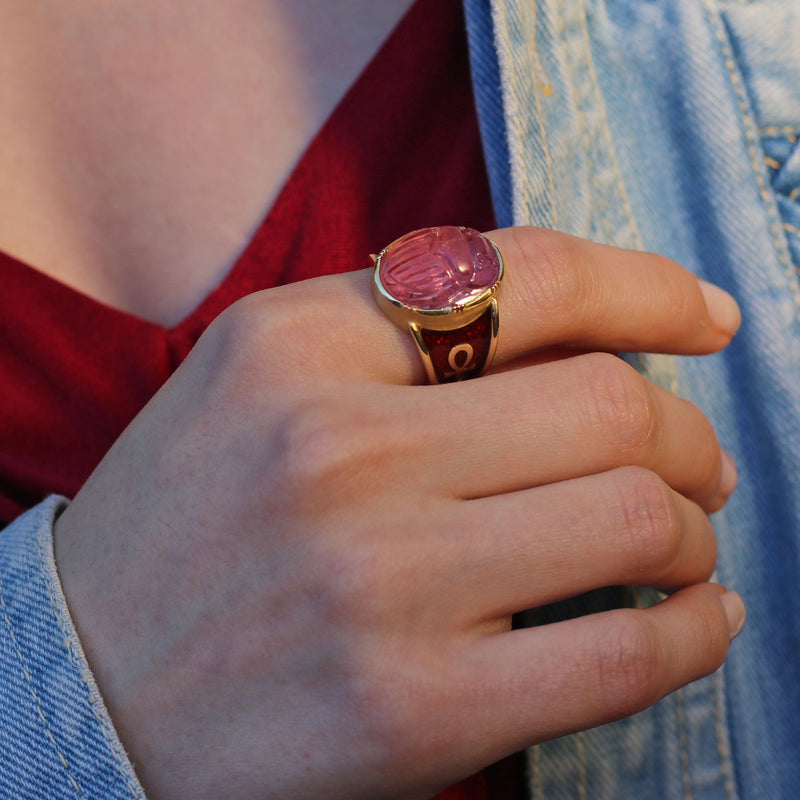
[371,237,504,332]
[370,227,504,383]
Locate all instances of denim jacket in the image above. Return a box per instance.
[0,498,145,797]
[3,0,800,797]
[466,0,800,797]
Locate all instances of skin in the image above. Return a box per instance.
[0,0,416,324]
[1,2,745,798]
[55,227,744,800]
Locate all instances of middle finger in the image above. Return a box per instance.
[401,352,730,511]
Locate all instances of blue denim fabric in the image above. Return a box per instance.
[0,497,145,798]
[466,0,800,797]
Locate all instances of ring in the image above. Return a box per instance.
[371,226,504,383]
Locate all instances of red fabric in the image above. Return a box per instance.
[0,0,508,797]
[0,0,495,524]
[437,773,490,800]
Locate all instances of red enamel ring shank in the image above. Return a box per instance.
[372,226,503,384]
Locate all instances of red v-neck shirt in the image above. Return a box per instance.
[0,0,495,525]
[0,0,524,796]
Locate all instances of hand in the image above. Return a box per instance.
[54,227,744,800]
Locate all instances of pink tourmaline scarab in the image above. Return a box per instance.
[377,226,501,310]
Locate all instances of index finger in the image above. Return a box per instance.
[493,227,740,366]
[239,226,740,386]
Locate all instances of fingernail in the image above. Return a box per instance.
[720,590,746,640]
[697,280,741,336]
[718,449,738,499]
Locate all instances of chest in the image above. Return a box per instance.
[0,0,415,324]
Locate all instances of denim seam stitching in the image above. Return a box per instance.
[707,0,800,314]
[575,730,588,800]
[0,577,83,796]
[491,0,549,227]
[491,0,522,222]
[570,2,695,790]
[573,0,681,402]
[575,0,643,252]
[760,125,799,140]
[783,221,800,240]
[509,0,560,228]
[710,671,738,800]
[530,744,543,800]
[528,9,561,229]
[704,5,785,795]
[675,687,695,800]
[36,521,144,800]
[556,0,614,245]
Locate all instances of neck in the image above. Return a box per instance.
[0,0,418,325]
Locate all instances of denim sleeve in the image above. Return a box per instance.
[0,497,147,799]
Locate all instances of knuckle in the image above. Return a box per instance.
[348,668,436,771]
[205,289,330,388]
[593,611,663,717]
[307,545,378,628]
[299,581,445,769]
[689,413,725,498]
[205,291,272,359]
[200,292,294,392]
[272,400,369,500]
[341,645,470,775]
[611,467,682,578]
[579,353,661,458]
[694,598,732,666]
[509,228,590,319]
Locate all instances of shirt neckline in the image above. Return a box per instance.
[0,0,426,337]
